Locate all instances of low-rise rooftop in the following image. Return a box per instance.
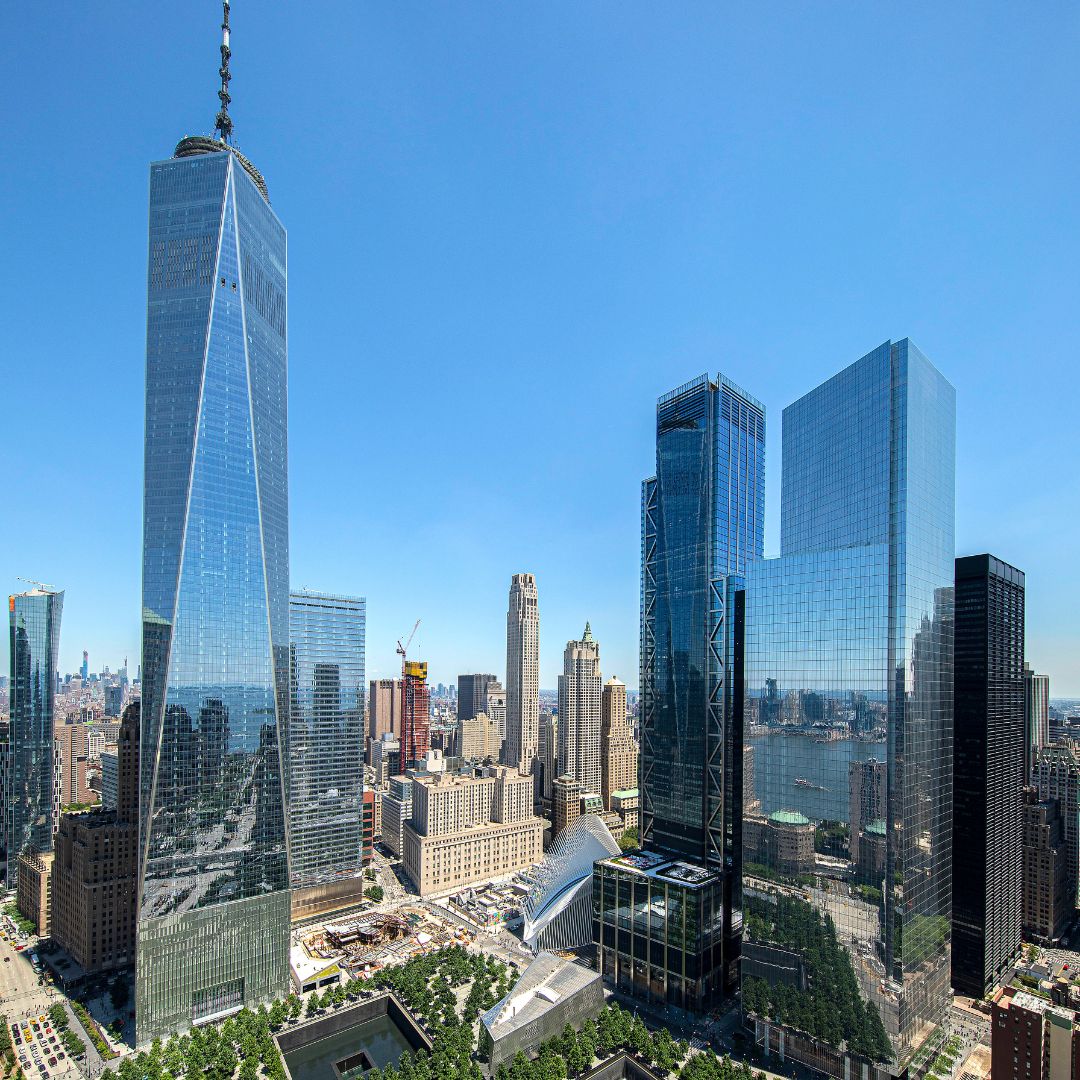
[597,850,721,887]
[482,952,600,1042]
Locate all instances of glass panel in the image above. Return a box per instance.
[138,150,290,1042]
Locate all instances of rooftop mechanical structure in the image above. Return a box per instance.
[523,815,619,954]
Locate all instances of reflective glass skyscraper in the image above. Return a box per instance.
[288,591,366,920]
[741,341,954,1073]
[640,374,764,867]
[6,588,64,886]
[137,133,290,1041]
[594,373,763,1012]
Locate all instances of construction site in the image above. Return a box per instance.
[289,905,474,993]
[448,880,529,933]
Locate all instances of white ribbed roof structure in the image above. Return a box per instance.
[523,814,619,953]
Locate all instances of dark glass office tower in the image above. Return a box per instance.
[594,373,764,1011]
[288,591,366,921]
[641,374,764,863]
[952,555,1024,998]
[6,588,64,886]
[742,341,954,1074]
[136,126,290,1040]
[458,673,498,724]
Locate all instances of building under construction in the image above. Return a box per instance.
[324,912,410,951]
[401,660,430,769]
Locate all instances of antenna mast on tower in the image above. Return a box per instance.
[215,1,233,143]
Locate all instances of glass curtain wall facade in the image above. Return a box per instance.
[288,591,366,908]
[137,142,290,1042]
[618,372,763,1006]
[6,589,64,886]
[593,851,727,1012]
[640,374,764,870]
[742,340,954,1070]
[951,555,1024,999]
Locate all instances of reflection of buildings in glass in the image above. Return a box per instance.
[6,588,65,886]
[849,758,886,865]
[197,699,229,798]
[596,372,764,1012]
[136,134,290,1042]
[744,810,814,877]
[743,340,955,1068]
[287,591,366,921]
[761,679,780,726]
[743,744,759,815]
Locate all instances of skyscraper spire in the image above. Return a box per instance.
[215,1,233,143]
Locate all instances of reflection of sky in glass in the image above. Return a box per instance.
[642,375,764,864]
[138,148,290,1040]
[7,589,64,874]
[742,341,954,1059]
[288,591,366,890]
[141,154,289,921]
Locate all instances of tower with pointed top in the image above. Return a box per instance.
[556,623,602,811]
[136,6,290,1043]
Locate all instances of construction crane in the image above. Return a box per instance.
[396,620,421,672]
[16,577,54,592]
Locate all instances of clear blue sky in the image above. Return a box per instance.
[2,3,1078,694]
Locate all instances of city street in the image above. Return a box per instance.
[0,932,83,1078]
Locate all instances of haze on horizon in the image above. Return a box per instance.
[2,3,1077,695]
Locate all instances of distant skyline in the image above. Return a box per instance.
[2,4,1078,694]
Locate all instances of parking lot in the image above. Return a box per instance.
[10,1014,79,1079]
[0,910,87,1078]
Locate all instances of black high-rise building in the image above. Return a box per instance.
[593,373,765,1013]
[952,554,1025,998]
[457,673,498,724]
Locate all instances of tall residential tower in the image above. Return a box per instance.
[600,676,636,811]
[1024,665,1050,781]
[401,661,431,769]
[505,574,539,776]
[556,624,602,805]
[136,14,291,1039]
